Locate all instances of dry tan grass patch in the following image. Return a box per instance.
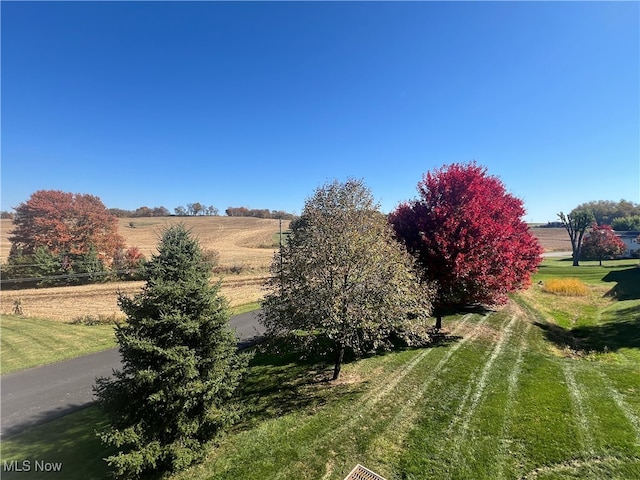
[1,217,281,321]
[542,278,589,296]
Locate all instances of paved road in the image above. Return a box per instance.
[542,251,573,258]
[0,310,264,437]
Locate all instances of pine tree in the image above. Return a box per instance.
[94,224,248,479]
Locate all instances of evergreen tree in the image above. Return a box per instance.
[94,224,248,479]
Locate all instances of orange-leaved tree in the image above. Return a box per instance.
[6,190,126,287]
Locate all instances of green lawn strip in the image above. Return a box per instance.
[173,315,480,479]
[229,301,261,316]
[0,406,114,480]
[447,313,532,480]
[175,343,457,479]
[573,363,640,455]
[397,311,521,479]
[507,351,583,475]
[0,315,116,374]
[0,303,261,375]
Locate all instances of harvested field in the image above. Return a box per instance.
[529,227,572,252]
[1,217,285,321]
[1,216,288,269]
[0,275,268,322]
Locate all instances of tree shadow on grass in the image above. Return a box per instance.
[603,267,640,300]
[535,304,640,353]
[234,349,365,431]
[242,313,479,430]
[0,406,115,480]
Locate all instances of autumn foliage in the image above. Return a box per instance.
[580,224,626,265]
[10,190,125,260]
[4,190,139,286]
[390,162,543,327]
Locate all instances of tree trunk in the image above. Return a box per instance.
[571,242,580,267]
[434,315,442,330]
[332,342,345,381]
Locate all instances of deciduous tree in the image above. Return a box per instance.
[261,179,433,381]
[94,225,247,479]
[390,162,542,329]
[574,199,640,225]
[9,190,124,262]
[558,209,595,266]
[611,215,640,231]
[581,224,626,265]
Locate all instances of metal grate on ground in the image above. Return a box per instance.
[343,464,387,480]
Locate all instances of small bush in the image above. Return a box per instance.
[541,278,589,296]
[70,314,123,326]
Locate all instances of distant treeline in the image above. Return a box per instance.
[225,207,296,219]
[109,206,172,217]
[105,204,296,219]
[3,204,296,220]
[536,199,640,231]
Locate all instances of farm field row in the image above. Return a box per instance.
[0,274,267,322]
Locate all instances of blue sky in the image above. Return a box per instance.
[2,1,638,222]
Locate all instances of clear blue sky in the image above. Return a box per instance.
[2,1,638,222]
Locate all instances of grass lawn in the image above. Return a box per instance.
[0,303,261,374]
[0,315,117,374]
[1,258,639,479]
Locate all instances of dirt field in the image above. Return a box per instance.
[0,275,268,322]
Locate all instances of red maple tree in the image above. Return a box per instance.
[389,162,543,329]
[9,190,125,264]
[580,224,626,265]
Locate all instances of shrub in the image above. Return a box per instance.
[70,314,123,326]
[541,278,589,296]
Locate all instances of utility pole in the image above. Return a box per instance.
[279,217,283,291]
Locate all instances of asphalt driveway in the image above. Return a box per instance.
[0,310,264,437]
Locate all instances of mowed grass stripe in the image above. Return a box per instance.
[441,307,538,480]
[507,353,585,474]
[494,320,532,480]
[280,314,487,479]
[571,364,640,455]
[361,313,497,475]
[396,312,526,479]
[451,311,519,456]
[594,368,640,446]
[175,315,480,480]
[562,360,595,454]
[415,306,531,479]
